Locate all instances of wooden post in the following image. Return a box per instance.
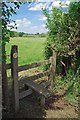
[49,51,56,89]
[11,45,19,112]
[41,96,45,106]
[2,44,9,111]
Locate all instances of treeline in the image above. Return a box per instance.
[9,31,46,37]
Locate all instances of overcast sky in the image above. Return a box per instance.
[8,0,71,34]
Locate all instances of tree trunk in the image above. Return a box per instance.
[2,44,9,111]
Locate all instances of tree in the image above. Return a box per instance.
[43,2,80,74]
[36,32,39,35]
[2,2,21,110]
[10,31,19,37]
[19,32,24,37]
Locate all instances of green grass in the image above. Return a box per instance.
[6,37,46,66]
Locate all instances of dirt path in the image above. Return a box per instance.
[5,69,78,119]
[7,91,78,119]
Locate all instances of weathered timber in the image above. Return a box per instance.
[50,52,56,88]
[24,80,50,98]
[19,89,32,99]
[6,63,11,70]
[41,96,45,106]
[19,70,50,86]
[18,58,52,72]
[11,45,19,112]
[40,80,51,88]
[2,45,9,111]
[2,62,9,110]
[5,57,52,71]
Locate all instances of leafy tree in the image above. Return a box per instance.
[19,32,24,37]
[43,2,80,104]
[2,2,21,109]
[36,32,39,35]
[43,2,80,74]
[10,31,19,37]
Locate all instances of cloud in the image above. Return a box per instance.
[40,16,47,21]
[28,1,70,11]
[17,24,48,34]
[52,1,61,7]
[41,24,46,28]
[29,3,48,11]
[49,0,70,10]
[7,18,31,32]
[16,18,31,27]
[36,0,55,2]
[32,26,38,28]
[65,0,70,5]
[27,25,48,34]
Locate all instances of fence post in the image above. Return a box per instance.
[11,45,19,112]
[49,51,56,89]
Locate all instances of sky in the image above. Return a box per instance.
[8,0,71,34]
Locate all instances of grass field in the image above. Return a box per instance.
[6,37,46,66]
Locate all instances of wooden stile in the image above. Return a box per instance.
[11,45,19,112]
[5,44,56,110]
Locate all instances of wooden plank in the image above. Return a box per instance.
[51,52,56,87]
[19,89,32,99]
[49,52,56,89]
[19,70,50,86]
[11,45,19,112]
[18,58,52,72]
[41,96,45,106]
[6,63,11,70]
[24,80,50,98]
[2,62,9,111]
[40,80,51,88]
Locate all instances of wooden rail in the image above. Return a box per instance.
[6,57,52,71]
[23,79,50,98]
[19,89,32,99]
[18,58,52,72]
[6,63,11,70]
[19,70,50,86]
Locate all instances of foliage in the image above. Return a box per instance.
[43,2,80,105]
[10,31,19,37]
[55,67,80,105]
[43,2,80,67]
[2,2,22,61]
[19,32,24,37]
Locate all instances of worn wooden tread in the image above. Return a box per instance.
[25,80,50,98]
[19,89,32,99]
